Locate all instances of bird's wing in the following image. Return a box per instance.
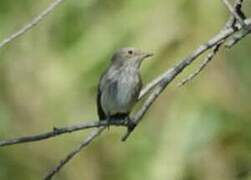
[97,70,108,121]
[97,85,106,121]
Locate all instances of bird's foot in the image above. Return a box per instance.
[106,114,132,130]
[108,114,128,125]
[106,118,111,130]
[105,116,123,130]
[109,116,125,125]
[125,117,136,131]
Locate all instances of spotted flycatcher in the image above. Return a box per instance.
[97,47,153,129]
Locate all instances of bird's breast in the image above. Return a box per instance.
[116,74,139,105]
[101,68,141,115]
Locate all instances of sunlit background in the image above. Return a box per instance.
[0,0,251,179]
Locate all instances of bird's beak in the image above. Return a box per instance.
[142,52,154,60]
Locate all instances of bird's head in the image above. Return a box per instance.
[111,47,153,68]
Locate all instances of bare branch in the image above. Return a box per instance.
[44,127,105,180]
[225,0,246,30]
[176,0,247,87]
[0,0,64,49]
[225,28,251,47]
[223,0,251,47]
[138,18,248,101]
[138,70,169,100]
[222,0,247,28]
[177,43,222,87]
[232,0,246,20]
[0,120,126,147]
[121,19,251,141]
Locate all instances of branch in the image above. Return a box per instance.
[222,0,247,28]
[224,0,247,30]
[121,18,251,141]
[225,27,251,47]
[138,71,168,100]
[138,20,248,101]
[176,0,248,87]
[0,120,126,147]
[177,42,222,87]
[0,0,64,49]
[44,127,105,180]
[223,0,251,48]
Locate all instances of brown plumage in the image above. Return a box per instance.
[97,47,153,126]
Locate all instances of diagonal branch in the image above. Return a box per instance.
[177,42,222,87]
[222,0,247,28]
[0,0,64,49]
[121,18,251,141]
[225,0,246,30]
[44,127,105,180]
[225,27,251,47]
[223,0,251,48]
[138,71,168,100]
[176,0,247,88]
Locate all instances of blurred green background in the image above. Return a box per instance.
[0,0,251,179]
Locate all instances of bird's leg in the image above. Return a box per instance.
[106,115,111,130]
[109,114,129,126]
[106,114,122,129]
[126,117,136,131]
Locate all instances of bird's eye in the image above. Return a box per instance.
[128,50,133,55]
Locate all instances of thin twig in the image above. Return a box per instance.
[225,0,246,30]
[44,127,105,180]
[177,43,222,87]
[222,0,251,47]
[0,0,64,49]
[222,0,247,28]
[177,0,246,87]
[176,0,245,87]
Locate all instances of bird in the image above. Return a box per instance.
[97,47,153,130]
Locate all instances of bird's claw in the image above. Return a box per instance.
[126,118,136,131]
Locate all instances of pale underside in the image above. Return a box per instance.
[98,65,141,118]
